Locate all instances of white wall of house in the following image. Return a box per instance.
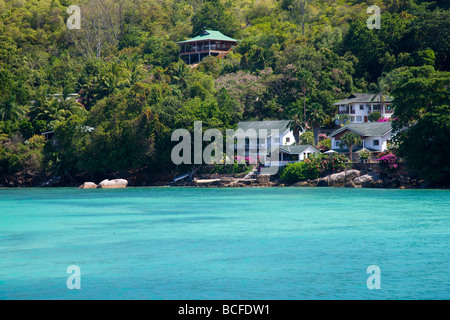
[235,129,296,160]
[277,146,319,166]
[339,103,393,123]
[281,130,295,145]
[331,137,340,149]
[362,134,391,152]
[299,146,318,160]
[331,133,391,152]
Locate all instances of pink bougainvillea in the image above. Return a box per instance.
[377,153,398,170]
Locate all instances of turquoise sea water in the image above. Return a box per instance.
[0,187,448,300]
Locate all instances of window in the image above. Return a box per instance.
[351,116,355,122]
[286,137,290,143]
[356,116,362,122]
[334,140,340,147]
[360,105,364,110]
[373,139,380,146]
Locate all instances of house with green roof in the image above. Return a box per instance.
[235,120,317,166]
[329,122,394,153]
[333,93,394,123]
[176,30,238,65]
[278,145,320,165]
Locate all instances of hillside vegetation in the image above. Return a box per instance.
[0,0,449,185]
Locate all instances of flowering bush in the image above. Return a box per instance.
[235,155,258,165]
[316,138,331,152]
[377,153,398,170]
[358,149,371,162]
[377,117,391,122]
[280,153,348,183]
[306,153,347,173]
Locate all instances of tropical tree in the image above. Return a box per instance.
[290,114,305,143]
[368,111,381,122]
[0,97,24,122]
[339,132,362,162]
[333,113,350,127]
[29,89,86,130]
[297,70,314,119]
[370,77,391,115]
[306,102,328,146]
[390,66,450,184]
[299,131,314,145]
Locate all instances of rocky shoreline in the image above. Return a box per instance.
[172,168,432,189]
[0,166,442,189]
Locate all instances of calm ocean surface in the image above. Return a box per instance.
[0,187,448,300]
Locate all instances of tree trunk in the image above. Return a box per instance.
[313,126,320,147]
[293,128,300,144]
[303,94,306,119]
[349,145,353,162]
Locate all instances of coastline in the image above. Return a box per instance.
[0,163,447,189]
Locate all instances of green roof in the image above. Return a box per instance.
[333,93,393,105]
[279,145,318,154]
[176,30,237,44]
[237,120,291,135]
[329,122,393,137]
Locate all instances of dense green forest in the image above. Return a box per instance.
[0,0,449,185]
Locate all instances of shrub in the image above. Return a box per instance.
[316,138,331,152]
[280,161,319,183]
[358,149,371,161]
[377,153,398,170]
[307,153,347,173]
[299,131,314,145]
[368,111,381,122]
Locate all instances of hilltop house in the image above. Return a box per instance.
[235,120,317,165]
[329,122,393,154]
[176,30,238,65]
[333,93,393,123]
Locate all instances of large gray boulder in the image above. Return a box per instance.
[353,174,374,187]
[329,169,361,186]
[78,182,97,189]
[292,181,315,187]
[97,179,128,189]
[317,177,329,187]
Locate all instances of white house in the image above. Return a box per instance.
[329,122,394,154]
[277,145,320,166]
[235,120,318,165]
[333,93,394,123]
[236,120,296,156]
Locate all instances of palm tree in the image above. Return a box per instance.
[370,76,391,116]
[297,70,314,119]
[0,97,25,122]
[339,132,362,162]
[290,114,305,144]
[30,87,86,129]
[306,102,328,147]
[333,113,350,127]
